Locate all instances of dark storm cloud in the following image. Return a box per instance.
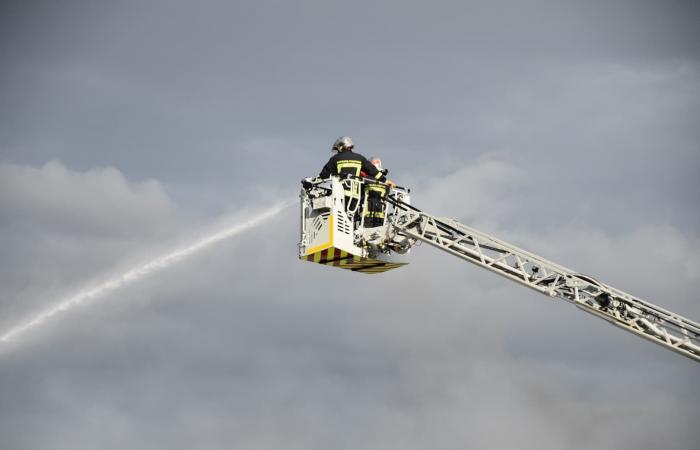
[2,1,699,212]
[1,1,699,449]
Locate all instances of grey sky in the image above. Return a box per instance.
[1,1,699,449]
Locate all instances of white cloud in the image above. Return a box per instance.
[406,157,527,229]
[0,161,192,332]
[1,158,698,450]
[0,160,178,237]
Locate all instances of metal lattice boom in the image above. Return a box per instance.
[387,197,700,363]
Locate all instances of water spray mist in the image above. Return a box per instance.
[1,201,292,344]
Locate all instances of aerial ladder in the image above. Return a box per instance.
[299,176,700,363]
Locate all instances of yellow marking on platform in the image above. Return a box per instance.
[305,214,334,255]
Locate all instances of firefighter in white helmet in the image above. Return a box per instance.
[320,137,385,181]
[319,136,389,212]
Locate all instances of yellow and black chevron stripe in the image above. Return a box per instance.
[301,246,406,274]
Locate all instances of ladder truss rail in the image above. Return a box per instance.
[386,197,700,363]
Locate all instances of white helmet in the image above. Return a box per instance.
[332,136,354,153]
[369,156,383,171]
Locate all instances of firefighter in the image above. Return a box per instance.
[363,157,390,228]
[319,136,388,212]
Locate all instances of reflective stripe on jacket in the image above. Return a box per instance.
[319,151,386,198]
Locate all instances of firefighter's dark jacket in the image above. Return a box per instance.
[319,152,387,182]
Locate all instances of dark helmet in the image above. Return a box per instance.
[332,136,354,153]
